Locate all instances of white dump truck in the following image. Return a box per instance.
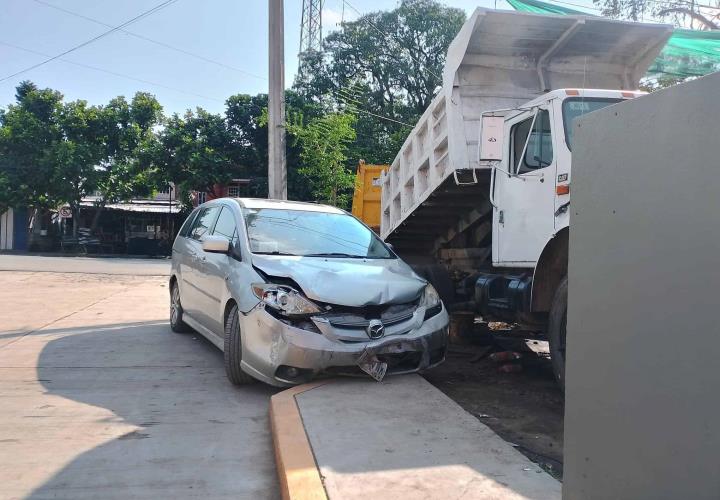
[380,9,673,385]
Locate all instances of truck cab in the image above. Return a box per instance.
[486,89,642,268]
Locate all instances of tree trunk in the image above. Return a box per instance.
[72,203,79,238]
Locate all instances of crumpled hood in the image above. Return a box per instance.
[250,254,426,306]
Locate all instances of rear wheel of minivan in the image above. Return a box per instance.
[224,304,255,385]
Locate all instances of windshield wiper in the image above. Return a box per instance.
[253,251,297,256]
[303,252,366,258]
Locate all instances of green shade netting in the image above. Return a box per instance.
[507,0,720,78]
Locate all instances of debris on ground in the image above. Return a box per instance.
[498,364,523,373]
[489,351,523,362]
[423,322,564,480]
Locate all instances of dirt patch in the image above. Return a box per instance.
[424,330,565,480]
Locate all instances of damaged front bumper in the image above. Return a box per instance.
[238,304,449,387]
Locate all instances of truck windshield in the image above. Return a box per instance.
[241,207,394,259]
[562,98,622,150]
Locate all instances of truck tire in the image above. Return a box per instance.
[170,281,190,333]
[548,276,568,390]
[224,304,255,385]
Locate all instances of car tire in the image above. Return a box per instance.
[548,275,568,391]
[170,281,190,333]
[224,304,255,385]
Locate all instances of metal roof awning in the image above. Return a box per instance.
[78,198,182,214]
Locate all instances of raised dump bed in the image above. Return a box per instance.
[380,8,672,257]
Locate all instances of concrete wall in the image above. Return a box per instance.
[564,72,720,500]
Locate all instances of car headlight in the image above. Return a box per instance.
[420,283,442,319]
[251,283,321,317]
[420,283,441,308]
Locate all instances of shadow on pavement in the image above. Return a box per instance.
[26,321,280,500]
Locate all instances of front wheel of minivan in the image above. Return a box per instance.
[224,304,255,385]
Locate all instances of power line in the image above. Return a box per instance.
[31,0,267,81]
[0,41,224,103]
[334,90,413,127]
[0,0,180,83]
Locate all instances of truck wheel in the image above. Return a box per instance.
[170,281,190,333]
[548,276,568,390]
[224,304,255,385]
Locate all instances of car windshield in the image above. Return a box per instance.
[241,207,394,259]
[562,97,622,150]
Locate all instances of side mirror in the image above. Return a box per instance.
[479,115,505,161]
[202,235,231,254]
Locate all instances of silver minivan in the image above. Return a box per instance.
[170,198,449,387]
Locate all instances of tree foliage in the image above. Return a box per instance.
[295,0,465,165]
[594,0,720,30]
[0,82,164,233]
[288,113,357,208]
[0,0,467,223]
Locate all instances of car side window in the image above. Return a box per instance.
[211,206,239,245]
[189,206,220,241]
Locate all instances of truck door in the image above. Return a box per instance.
[493,106,557,266]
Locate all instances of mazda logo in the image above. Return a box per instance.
[367,319,385,339]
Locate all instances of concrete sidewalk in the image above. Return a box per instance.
[0,271,278,499]
[271,375,561,500]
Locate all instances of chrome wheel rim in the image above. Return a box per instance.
[170,286,180,324]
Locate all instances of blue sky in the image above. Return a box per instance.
[0,0,596,116]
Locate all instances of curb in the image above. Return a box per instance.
[270,381,331,500]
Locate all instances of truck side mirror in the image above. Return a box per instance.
[479,116,505,161]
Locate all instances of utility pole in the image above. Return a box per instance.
[268,0,287,200]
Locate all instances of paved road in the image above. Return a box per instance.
[0,263,279,499]
[0,254,170,275]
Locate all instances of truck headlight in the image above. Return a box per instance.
[420,284,442,319]
[251,283,321,317]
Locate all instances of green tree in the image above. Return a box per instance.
[53,98,109,235]
[593,0,719,30]
[288,113,357,208]
[154,108,238,205]
[0,81,65,213]
[225,90,324,201]
[0,82,108,236]
[0,82,165,235]
[89,92,164,231]
[294,0,465,166]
